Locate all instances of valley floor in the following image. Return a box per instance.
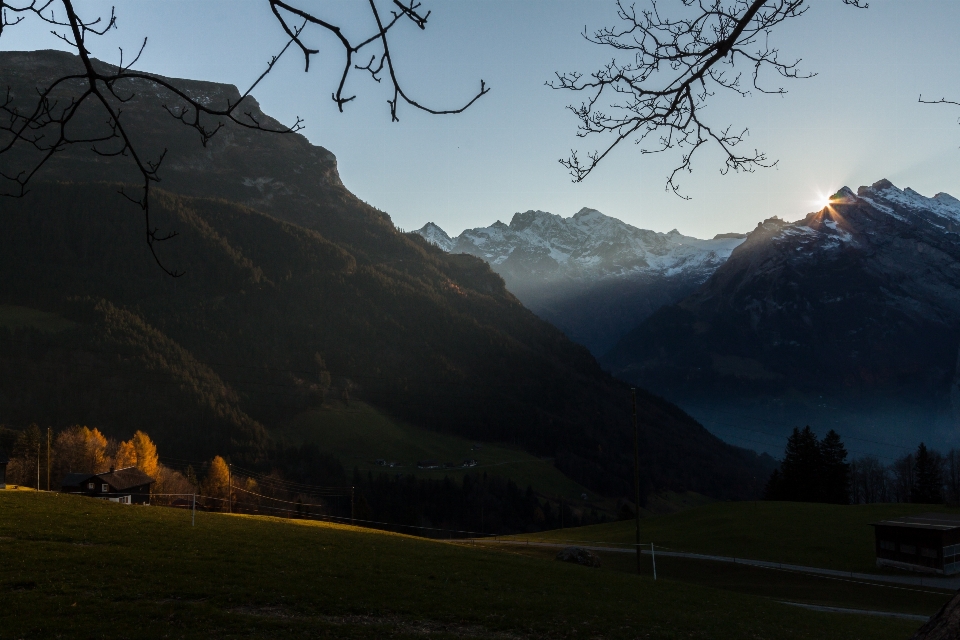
[0,490,934,639]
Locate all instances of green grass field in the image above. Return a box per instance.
[284,403,599,503]
[497,544,950,617]
[0,491,927,639]
[507,500,960,573]
[0,304,74,333]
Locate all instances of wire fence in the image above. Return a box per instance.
[146,490,499,540]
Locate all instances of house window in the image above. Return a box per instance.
[921,548,939,558]
[879,540,895,551]
[87,482,94,490]
[102,484,109,492]
[901,544,917,554]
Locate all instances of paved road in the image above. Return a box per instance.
[779,601,930,622]
[465,538,960,591]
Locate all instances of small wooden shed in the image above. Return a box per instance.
[61,466,155,504]
[872,513,960,575]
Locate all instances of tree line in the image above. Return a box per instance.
[849,443,960,505]
[764,426,956,505]
[1,423,242,503]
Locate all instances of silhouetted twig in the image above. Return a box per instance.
[549,0,866,196]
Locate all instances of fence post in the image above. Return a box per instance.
[192,493,196,527]
[651,543,657,580]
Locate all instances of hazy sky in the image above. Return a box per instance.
[4,0,960,238]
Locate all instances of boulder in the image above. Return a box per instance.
[910,590,959,640]
[555,547,601,568]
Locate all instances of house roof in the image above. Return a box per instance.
[62,472,96,488]
[872,513,960,531]
[93,467,155,491]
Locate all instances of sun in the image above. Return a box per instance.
[812,191,833,210]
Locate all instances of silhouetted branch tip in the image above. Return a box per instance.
[552,0,865,194]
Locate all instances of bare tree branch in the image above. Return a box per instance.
[0,0,489,275]
[550,0,866,196]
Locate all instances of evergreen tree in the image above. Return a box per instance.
[766,427,851,504]
[763,468,784,500]
[779,426,822,502]
[913,443,944,504]
[819,430,850,504]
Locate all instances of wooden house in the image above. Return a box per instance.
[61,466,155,504]
[872,513,960,575]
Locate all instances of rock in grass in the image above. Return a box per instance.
[910,589,959,639]
[555,547,601,568]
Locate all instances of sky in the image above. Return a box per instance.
[3,0,960,239]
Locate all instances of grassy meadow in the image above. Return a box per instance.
[507,501,960,573]
[0,304,74,333]
[284,403,599,503]
[0,490,930,639]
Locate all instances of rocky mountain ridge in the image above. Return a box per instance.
[602,179,960,454]
[416,209,745,354]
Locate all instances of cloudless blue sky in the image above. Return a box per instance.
[3,0,960,238]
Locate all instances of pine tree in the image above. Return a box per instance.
[913,443,944,504]
[763,468,784,500]
[779,426,822,502]
[819,430,850,504]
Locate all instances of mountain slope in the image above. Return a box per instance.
[0,50,772,498]
[416,210,744,354]
[602,180,960,452]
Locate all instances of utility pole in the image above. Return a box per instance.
[227,463,232,514]
[350,487,355,524]
[632,388,641,575]
[36,439,40,492]
[46,427,51,492]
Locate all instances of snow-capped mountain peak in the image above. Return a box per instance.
[855,179,960,228]
[415,208,746,283]
[416,222,454,252]
[413,208,747,355]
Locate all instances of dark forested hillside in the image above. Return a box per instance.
[0,51,771,500]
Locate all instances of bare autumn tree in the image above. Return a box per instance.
[550,0,867,196]
[0,0,488,274]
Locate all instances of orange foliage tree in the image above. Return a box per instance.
[114,440,137,469]
[53,426,110,474]
[203,455,231,508]
[130,431,159,478]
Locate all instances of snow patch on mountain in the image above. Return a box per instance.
[857,179,960,228]
[415,207,746,284]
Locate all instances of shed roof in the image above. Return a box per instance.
[62,472,95,488]
[872,513,960,531]
[94,467,155,491]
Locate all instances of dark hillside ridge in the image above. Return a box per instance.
[603,180,960,453]
[0,51,770,498]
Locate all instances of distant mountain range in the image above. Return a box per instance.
[416,210,745,354]
[0,50,772,501]
[602,180,960,454]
